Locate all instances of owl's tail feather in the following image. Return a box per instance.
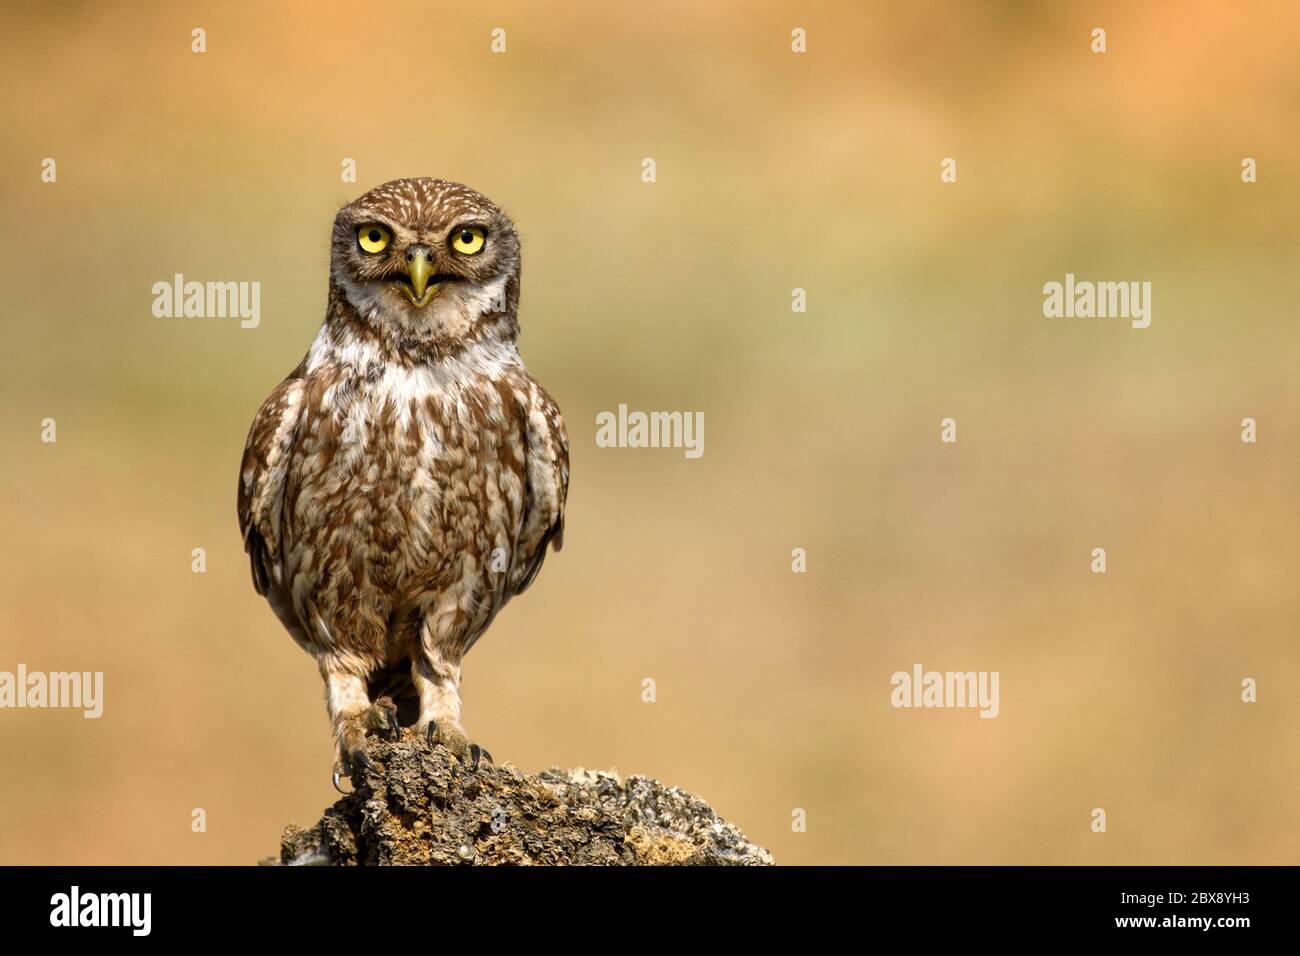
[367,664,420,729]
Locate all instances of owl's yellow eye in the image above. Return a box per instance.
[357,224,391,254]
[451,225,486,256]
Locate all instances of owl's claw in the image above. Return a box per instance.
[351,750,378,773]
[332,770,351,795]
[336,745,378,785]
[425,720,491,771]
[333,697,396,786]
[365,697,399,737]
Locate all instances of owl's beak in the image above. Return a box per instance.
[403,248,438,307]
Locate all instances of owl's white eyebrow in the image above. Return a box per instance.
[354,214,399,229]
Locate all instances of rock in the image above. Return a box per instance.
[270,737,774,866]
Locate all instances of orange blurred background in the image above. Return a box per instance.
[1,1,1297,864]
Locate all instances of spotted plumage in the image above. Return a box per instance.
[238,178,568,781]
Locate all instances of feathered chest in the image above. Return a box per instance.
[284,360,531,594]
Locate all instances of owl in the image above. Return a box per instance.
[238,178,568,789]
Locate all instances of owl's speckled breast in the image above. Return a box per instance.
[284,358,530,660]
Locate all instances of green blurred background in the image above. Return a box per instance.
[1,1,1297,864]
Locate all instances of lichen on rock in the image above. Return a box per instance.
[272,737,774,866]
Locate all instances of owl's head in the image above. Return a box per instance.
[329,178,520,348]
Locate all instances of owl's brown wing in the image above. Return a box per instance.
[237,372,307,600]
[457,374,568,657]
[510,377,569,596]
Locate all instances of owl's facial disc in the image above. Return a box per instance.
[338,197,514,327]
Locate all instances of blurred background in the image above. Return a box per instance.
[1,0,1297,865]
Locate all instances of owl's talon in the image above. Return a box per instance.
[366,697,399,737]
[332,770,351,795]
[423,718,487,768]
[333,698,396,782]
[354,751,378,774]
[340,745,378,780]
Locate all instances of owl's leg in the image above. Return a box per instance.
[412,641,491,770]
[322,662,400,787]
